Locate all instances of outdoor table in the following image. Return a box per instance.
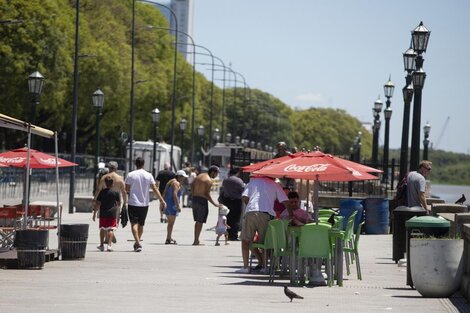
[288,223,344,286]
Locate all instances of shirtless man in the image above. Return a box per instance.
[190,165,222,245]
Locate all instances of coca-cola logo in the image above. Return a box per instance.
[345,167,362,176]
[39,158,60,165]
[0,156,26,164]
[284,163,329,173]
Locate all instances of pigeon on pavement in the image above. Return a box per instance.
[284,285,304,302]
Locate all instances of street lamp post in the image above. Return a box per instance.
[69,0,80,213]
[28,71,45,129]
[383,76,395,183]
[423,121,431,160]
[409,21,430,171]
[213,128,220,145]
[151,108,160,177]
[92,88,104,193]
[399,45,416,181]
[226,133,232,144]
[371,97,383,168]
[179,118,187,168]
[197,125,205,166]
[131,0,179,172]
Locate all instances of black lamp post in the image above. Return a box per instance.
[409,21,430,171]
[371,97,383,167]
[69,0,80,214]
[151,108,160,177]
[179,118,187,168]
[226,132,232,144]
[382,76,395,183]
[399,45,417,181]
[197,125,205,166]
[28,71,45,126]
[423,121,431,160]
[92,88,104,191]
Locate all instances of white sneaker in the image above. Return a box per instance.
[107,246,113,252]
[235,268,249,274]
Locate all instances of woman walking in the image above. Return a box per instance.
[163,170,188,244]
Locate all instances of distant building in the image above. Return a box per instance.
[151,0,194,61]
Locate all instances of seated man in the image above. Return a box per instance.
[280,191,312,226]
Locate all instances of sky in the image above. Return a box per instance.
[186,0,470,155]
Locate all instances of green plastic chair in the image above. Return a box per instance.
[249,219,274,271]
[343,211,357,269]
[297,223,333,287]
[268,219,291,283]
[344,221,365,280]
[318,209,337,217]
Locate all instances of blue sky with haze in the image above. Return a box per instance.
[189,0,470,154]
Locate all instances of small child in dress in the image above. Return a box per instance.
[215,205,230,246]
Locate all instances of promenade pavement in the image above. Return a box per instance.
[1,193,468,313]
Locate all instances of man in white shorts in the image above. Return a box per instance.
[237,176,289,273]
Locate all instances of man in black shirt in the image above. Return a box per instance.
[156,162,175,223]
[220,168,245,240]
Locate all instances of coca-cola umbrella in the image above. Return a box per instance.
[241,152,303,173]
[0,147,77,226]
[0,147,77,168]
[253,150,380,222]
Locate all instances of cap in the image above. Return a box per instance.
[107,161,118,170]
[176,170,189,178]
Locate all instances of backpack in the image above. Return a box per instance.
[394,174,408,207]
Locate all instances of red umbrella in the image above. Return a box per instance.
[241,152,304,172]
[0,162,7,167]
[253,151,379,223]
[253,151,378,181]
[0,147,77,168]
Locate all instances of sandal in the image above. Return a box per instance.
[165,239,177,245]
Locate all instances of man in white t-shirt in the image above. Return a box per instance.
[236,176,289,273]
[125,157,166,252]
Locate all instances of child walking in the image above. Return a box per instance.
[93,176,121,252]
[215,205,230,246]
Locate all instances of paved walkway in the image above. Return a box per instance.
[1,195,468,313]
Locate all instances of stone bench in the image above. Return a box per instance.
[438,212,470,238]
[73,196,94,213]
[431,203,468,216]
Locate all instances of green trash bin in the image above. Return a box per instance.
[405,216,450,287]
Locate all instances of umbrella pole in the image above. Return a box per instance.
[313,176,319,224]
[309,175,326,286]
[54,132,61,254]
[23,128,32,229]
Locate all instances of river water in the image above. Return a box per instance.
[430,183,470,205]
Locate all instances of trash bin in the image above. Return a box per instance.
[60,224,89,260]
[405,216,451,287]
[364,198,389,234]
[14,229,49,269]
[392,206,426,263]
[339,199,363,232]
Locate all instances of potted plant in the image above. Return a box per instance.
[407,216,464,298]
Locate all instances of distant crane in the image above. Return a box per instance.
[433,116,450,150]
